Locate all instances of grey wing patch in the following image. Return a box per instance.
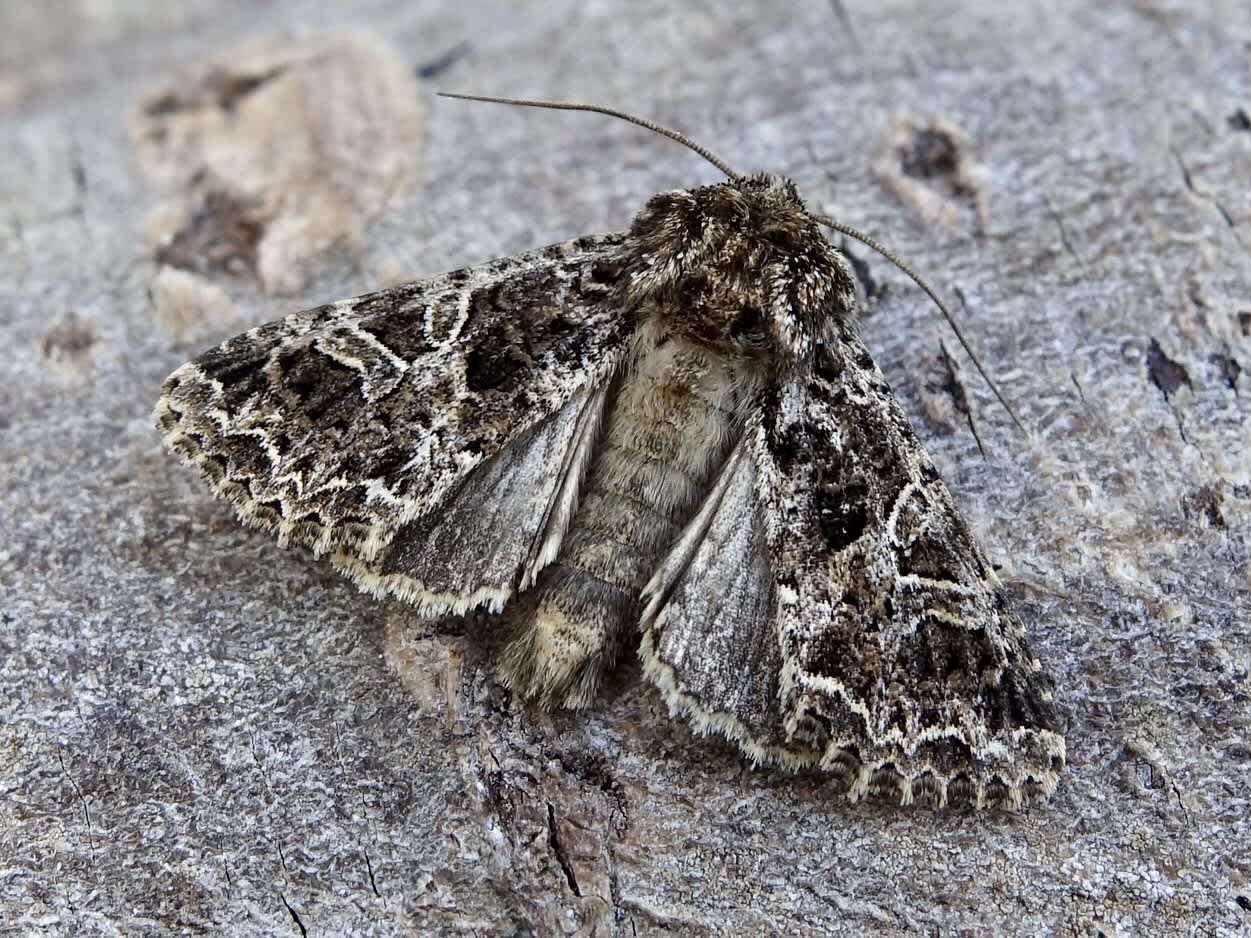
[332,384,607,614]
[639,439,822,765]
[156,233,632,573]
[758,327,1065,808]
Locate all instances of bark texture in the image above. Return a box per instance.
[2,1,1249,935]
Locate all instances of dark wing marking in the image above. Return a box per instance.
[756,326,1065,807]
[639,324,1063,807]
[332,384,608,614]
[157,234,633,606]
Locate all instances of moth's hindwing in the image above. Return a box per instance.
[640,438,824,766]
[156,234,633,612]
[642,326,1064,808]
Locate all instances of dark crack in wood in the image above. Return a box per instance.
[1147,338,1193,398]
[280,893,309,938]
[546,802,582,897]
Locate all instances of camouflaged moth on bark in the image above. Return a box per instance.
[156,95,1065,808]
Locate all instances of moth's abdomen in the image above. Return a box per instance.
[500,335,743,708]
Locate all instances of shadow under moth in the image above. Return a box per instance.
[156,94,1065,808]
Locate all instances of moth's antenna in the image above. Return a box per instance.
[439,92,1020,433]
[814,213,1026,434]
[438,92,741,181]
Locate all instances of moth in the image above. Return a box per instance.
[157,93,1065,808]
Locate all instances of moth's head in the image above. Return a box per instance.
[621,173,857,362]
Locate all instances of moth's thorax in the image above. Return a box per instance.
[620,173,857,364]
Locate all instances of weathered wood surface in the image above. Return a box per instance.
[2,1,1249,935]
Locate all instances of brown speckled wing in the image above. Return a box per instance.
[756,326,1065,807]
[157,234,634,611]
[641,323,1064,807]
